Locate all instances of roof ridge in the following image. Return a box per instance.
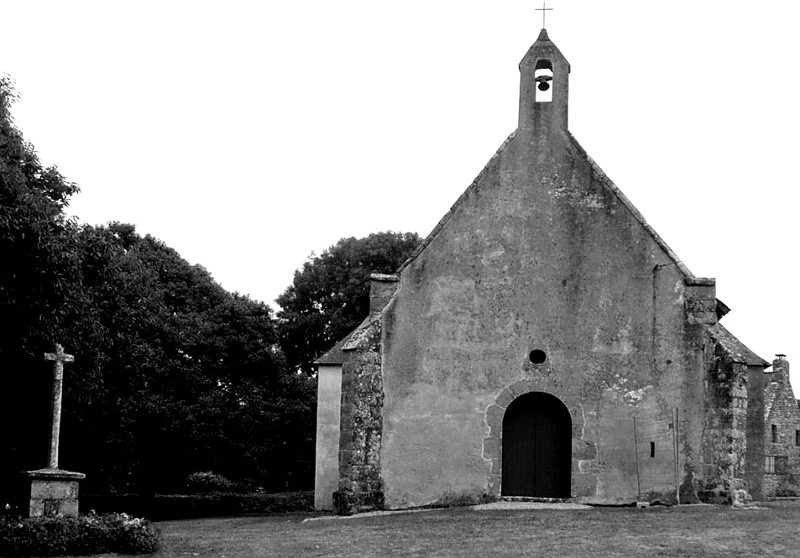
[396,131,517,274]
[565,131,694,278]
[764,385,779,418]
[709,322,770,367]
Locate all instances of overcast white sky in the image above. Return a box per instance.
[2,1,798,384]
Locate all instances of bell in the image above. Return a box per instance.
[537,81,550,92]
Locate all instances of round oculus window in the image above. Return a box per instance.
[529,349,547,364]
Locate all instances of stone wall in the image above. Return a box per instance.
[332,316,385,515]
[699,336,749,503]
[763,357,800,497]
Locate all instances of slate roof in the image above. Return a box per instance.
[315,337,349,366]
[765,381,780,419]
[764,372,798,419]
[341,313,380,351]
[708,322,770,367]
[314,312,382,367]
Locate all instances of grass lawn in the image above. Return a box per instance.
[143,502,800,558]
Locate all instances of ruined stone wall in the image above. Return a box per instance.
[763,358,800,497]
[683,279,719,503]
[699,339,749,504]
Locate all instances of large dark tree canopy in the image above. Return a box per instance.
[276,232,421,374]
[0,77,314,498]
[61,223,314,494]
[0,74,81,359]
[0,74,416,499]
[0,76,85,493]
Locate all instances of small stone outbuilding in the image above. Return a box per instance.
[314,28,775,513]
[763,356,800,497]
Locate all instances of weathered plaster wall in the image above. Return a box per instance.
[378,127,701,508]
[314,363,342,510]
[763,358,800,497]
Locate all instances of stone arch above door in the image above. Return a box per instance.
[483,380,579,498]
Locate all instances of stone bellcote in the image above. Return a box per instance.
[518,29,570,139]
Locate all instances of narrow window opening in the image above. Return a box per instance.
[772,424,778,443]
[649,441,655,458]
[534,59,553,103]
[795,430,799,447]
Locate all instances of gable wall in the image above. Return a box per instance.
[379,131,705,507]
[763,359,800,497]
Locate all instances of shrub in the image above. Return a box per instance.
[0,511,160,556]
[185,471,236,493]
[82,490,315,520]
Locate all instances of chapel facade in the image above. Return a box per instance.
[314,28,775,514]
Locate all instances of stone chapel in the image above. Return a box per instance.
[314,28,781,514]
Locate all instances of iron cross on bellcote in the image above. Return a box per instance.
[536,1,553,28]
[44,344,74,470]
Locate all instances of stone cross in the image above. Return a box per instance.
[536,1,553,28]
[44,344,74,470]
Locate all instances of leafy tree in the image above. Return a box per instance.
[276,232,421,374]
[0,75,81,346]
[61,224,313,494]
[0,74,315,497]
[0,74,83,492]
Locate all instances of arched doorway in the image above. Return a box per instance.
[502,391,571,498]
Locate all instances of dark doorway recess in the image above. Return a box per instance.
[502,391,571,498]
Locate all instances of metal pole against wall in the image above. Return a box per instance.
[673,407,680,505]
[633,415,641,499]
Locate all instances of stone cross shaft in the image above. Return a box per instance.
[44,344,74,470]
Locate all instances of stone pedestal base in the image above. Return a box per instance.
[23,468,86,518]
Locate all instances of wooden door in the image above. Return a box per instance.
[502,392,571,498]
